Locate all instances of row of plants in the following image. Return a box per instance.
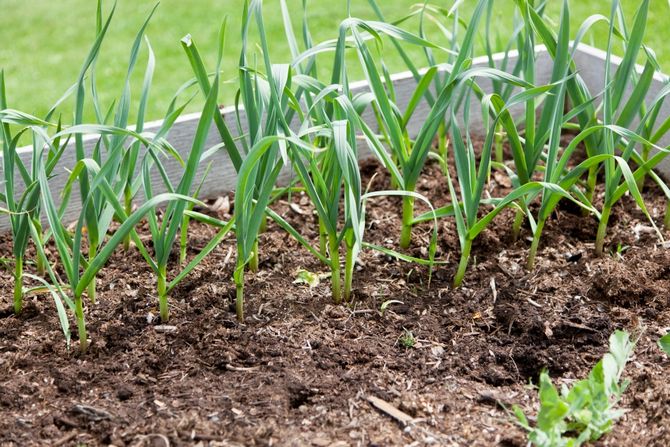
[1,0,669,358]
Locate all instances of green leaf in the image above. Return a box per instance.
[609,330,633,371]
[293,268,323,288]
[536,371,570,431]
[658,334,670,356]
[512,405,530,430]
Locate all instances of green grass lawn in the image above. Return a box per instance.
[1,0,668,122]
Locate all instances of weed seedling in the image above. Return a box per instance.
[399,329,416,349]
[513,330,635,447]
[610,243,630,261]
[380,300,403,317]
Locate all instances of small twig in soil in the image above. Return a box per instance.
[222,246,233,267]
[562,321,597,332]
[490,277,497,303]
[225,363,260,372]
[53,432,78,447]
[367,395,414,426]
[71,404,113,421]
[526,298,543,308]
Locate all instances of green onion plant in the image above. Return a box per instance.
[138,26,231,323]
[515,0,670,265]
[322,9,468,250]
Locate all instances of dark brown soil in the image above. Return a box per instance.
[1,152,670,446]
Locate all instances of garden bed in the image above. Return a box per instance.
[1,154,669,447]
[3,0,670,444]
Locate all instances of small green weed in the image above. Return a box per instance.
[399,329,416,349]
[513,330,634,447]
[610,243,630,260]
[379,300,404,316]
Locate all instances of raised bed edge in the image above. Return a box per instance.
[0,43,667,231]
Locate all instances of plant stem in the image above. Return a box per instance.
[87,241,98,305]
[453,238,472,288]
[13,256,23,315]
[527,218,546,270]
[437,122,448,174]
[35,251,45,277]
[75,293,88,353]
[494,122,504,164]
[32,219,45,276]
[248,214,266,273]
[123,185,132,252]
[400,195,415,249]
[595,205,612,256]
[344,237,355,303]
[584,165,598,216]
[180,209,190,265]
[636,146,650,192]
[328,233,342,305]
[665,201,670,228]
[390,154,399,190]
[234,260,245,321]
[512,208,524,241]
[319,219,328,258]
[249,238,259,273]
[157,264,169,322]
[259,213,267,233]
[87,277,96,305]
[179,222,188,265]
[236,280,244,321]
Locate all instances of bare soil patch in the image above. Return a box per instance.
[1,153,669,446]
